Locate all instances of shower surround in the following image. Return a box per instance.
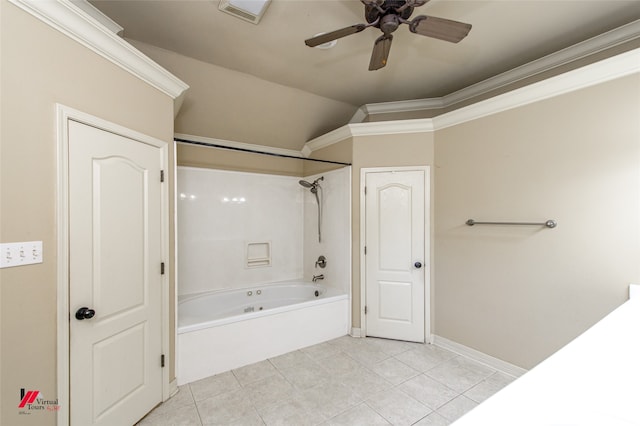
[177,166,351,297]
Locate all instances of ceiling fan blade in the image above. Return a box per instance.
[369,34,393,71]
[409,15,472,43]
[305,24,367,47]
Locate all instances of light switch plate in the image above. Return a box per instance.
[0,241,43,268]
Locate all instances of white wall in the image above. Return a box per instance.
[177,167,303,295]
[177,166,351,297]
[303,167,352,295]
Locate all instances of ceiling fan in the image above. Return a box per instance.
[305,0,472,71]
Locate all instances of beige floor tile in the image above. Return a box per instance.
[269,350,317,370]
[365,387,432,426]
[233,359,279,386]
[137,403,202,426]
[436,395,478,422]
[393,344,456,372]
[300,341,342,360]
[398,374,459,410]
[258,398,325,426]
[463,371,515,403]
[412,412,451,426]
[326,403,391,426]
[363,337,418,356]
[369,357,420,385]
[279,363,330,390]
[196,389,256,424]
[342,344,390,366]
[245,374,296,410]
[317,352,366,376]
[425,356,495,393]
[337,367,392,400]
[292,378,362,420]
[189,371,241,402]
[204,410,265,426]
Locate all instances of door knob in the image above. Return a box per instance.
[414,262,422,269]
[75,307,96,320]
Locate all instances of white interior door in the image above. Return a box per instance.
[364,169,427,343]
[68,120,164,425]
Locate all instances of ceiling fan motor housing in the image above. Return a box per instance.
[365,0,414,24]
[380,14,400,34]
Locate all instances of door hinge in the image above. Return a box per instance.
[160,170,165,183]
[364,186,367,195]
[161,262,165,275]
[364,306,368,315]
[161,354,165,368]
[364,246,367,255]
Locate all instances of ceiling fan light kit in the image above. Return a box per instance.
[305,0,472,71]
[219,0,271,24]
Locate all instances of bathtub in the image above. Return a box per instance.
[177,281,349,385]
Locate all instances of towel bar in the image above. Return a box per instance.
[466,219,557,228]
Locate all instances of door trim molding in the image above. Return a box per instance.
[359,166,431,343]
[56,104,170,425]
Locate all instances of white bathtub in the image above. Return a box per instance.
[177,281,349,385]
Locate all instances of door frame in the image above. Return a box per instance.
[359,166,431,343]
[56,104,170,425]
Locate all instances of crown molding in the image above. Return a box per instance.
[67,0,124,36]
[175,133,302,158]
[433,46,640,131]
[442,19,640,108]
[8,0,189,102]
[303,119,436,156]
[350,19,640,122]
[349,98,444,123]
[308,47,640,153]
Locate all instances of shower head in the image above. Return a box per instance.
[299,176,324,190]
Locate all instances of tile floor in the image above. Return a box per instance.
[138,336,515,426]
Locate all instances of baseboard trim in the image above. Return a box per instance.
[169,378,179,399]
[432,335,528,378]
[350,327,364,338]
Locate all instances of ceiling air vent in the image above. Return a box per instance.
[218,0,271,25]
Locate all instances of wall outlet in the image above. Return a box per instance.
[0,241,43,268]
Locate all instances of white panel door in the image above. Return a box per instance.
[69,120,163,425]
[365,169,426,342]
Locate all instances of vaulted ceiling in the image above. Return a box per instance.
[90,0,640,149]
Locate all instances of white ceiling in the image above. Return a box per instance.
[88,0,640,148]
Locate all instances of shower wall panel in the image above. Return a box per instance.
[178,167,303,296]
[302,167,352,296]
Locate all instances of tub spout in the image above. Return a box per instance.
[312,274,324,283]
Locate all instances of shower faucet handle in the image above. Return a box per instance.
[315,255,327,269]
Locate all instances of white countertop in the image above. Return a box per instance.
[454,292,640,426]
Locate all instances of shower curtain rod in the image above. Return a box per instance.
[175,138,352,166]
